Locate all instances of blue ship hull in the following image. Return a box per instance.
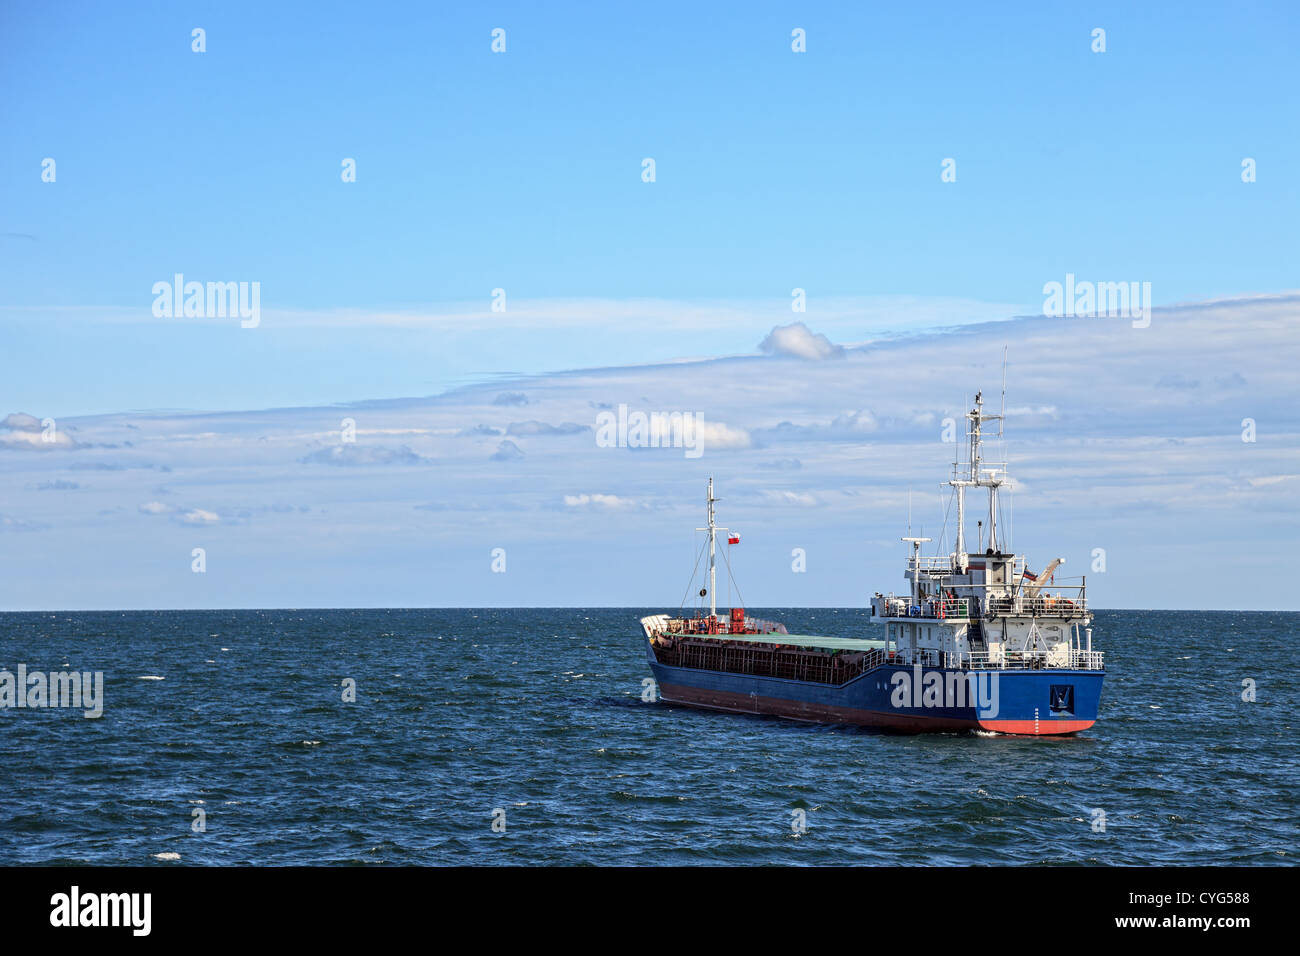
[647,646,1103,735]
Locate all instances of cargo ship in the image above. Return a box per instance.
[641,390,1104,735]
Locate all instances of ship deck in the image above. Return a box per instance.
[680,632,886,653]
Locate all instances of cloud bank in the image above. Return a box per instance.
[1,294,1297,609]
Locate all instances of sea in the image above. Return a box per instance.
[1,608,1295,865]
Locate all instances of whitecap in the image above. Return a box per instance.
[138,675,165,681]
[153,852,181,861]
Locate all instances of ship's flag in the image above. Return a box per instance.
[728,533,740,544]
[1023,569,1038,581]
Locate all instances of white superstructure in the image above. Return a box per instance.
[870,391,1103,672]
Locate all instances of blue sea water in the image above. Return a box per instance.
[0,608,1295,865]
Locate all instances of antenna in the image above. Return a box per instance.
[1008,482,1013,553]
[999,345,1008,438]
[956,392,967,476]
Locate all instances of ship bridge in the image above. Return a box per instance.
[869,389,1100,672]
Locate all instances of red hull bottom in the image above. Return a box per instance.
[977,718,1095,734]
[659,682,1094,737]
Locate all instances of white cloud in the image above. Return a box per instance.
[758,322,845,360]
[0,411,77,450]
[300,444,430,466]
[762,490,820,507]
[138,501,169,515]
[563,494,639,510]
[2,413,42,431]
[695,420,752,450]
[180,509,219,525]
[1246,474,1300,487]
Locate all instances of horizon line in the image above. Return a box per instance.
[0,605,1291,614]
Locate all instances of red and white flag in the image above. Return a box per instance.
[728,532,740,545]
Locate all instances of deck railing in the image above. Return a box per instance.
[1069,649,1105,670]
[956,650,1104,671]
[985,594,1089,618]
[876,595,971,619]
[875,591,1088,620]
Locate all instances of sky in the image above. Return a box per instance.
[1,2,1297,609]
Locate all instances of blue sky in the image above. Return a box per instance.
[1,2,1297,609]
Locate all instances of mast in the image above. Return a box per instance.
[949,390,1004,568]
[708,478,717,618]
[696,478,728,619]
[901,536,932,605]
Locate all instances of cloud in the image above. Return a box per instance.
[34,480,80,491]
[43,457,169,472]
[563,493,641,510]
[180,509,219,525]
[759,410,877,442]
[415,499,528,512]
[758,322,845,360]
[300,444,431,466]
[1246,474,1300,488]
[695,420,752,450]
[493,392,530,406]
[0,412,77,450]
[2,413,42,431]
[761,490,820,507]
[0,513,47,532]
[490,440,524,461]
[505,421,590,437]
[4,293,1298,610]
[830,410,876,432]
[457,424,502,437]
[138,501,169,515]
[138,294,1024,340]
